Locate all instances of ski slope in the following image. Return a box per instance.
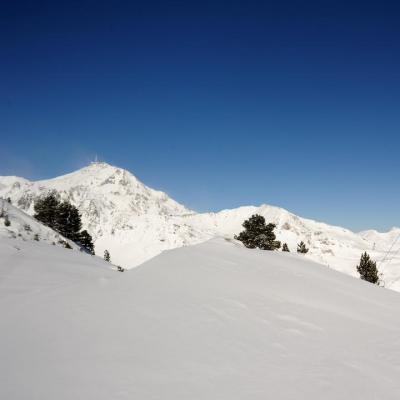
[1,238,400,399]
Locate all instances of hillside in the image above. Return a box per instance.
[1,238,400,399]
[1,162,399,290]
[0,162,204,267]
[0,198,79,250]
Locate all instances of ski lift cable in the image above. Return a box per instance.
[379,231,400,268]
[381,244,400,269]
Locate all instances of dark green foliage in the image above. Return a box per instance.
[6,197,11,204]
[4,216,10,227]
[104,250,111,262]
[33,233,39,241]
[34,192,60,228]
[78,230,95,255]
[297,241,309,254]
[357,252,379,284]
[282,243,290,252]
[234,214,281,251]
[34,192,94,252]
[55,201,82,242]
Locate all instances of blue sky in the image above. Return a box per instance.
[1,1,399,231]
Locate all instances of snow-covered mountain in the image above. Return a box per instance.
[2,238,400,399]
[1,162,399,290]
[184,205,400,290]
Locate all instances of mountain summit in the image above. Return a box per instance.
[0,162,199,267]
[1,162,399,290]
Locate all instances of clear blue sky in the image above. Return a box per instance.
[1,1,399,231]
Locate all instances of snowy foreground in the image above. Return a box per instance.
[1,237,400,399]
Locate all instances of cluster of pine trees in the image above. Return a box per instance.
[235,214,309,254]
[34,192,94,254]
[235,214,380,286]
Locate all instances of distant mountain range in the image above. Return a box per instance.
[1,162,399,290]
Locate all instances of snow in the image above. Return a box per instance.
[1,162,400,291]
[1,237,400,399]
[0,198,78,249]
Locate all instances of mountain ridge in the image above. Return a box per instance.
[1,162,400,290]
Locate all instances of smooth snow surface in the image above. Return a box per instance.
[1,162,400,291]
[1,238,400,399]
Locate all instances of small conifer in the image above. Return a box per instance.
[297,241,309,254]
[282,243,290,252]
[357,252,379,284]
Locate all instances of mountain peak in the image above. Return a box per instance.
[86,160,122,171]
[1,165,400,290]
[35,161,144,191]
[55,161,128,178]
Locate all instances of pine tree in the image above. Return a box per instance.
[34,192,60,229]
[34,192,95,253]
[282,243,290,252]
[104,250,111,262]
[297,241,309,254]
[4,216,10,227]
[357,252,379,284]
[55,201,82,242]
[78,230,95,255]
[68,205,82,242]
[234,214,281,250]
[55,201,70,237]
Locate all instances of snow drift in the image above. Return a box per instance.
[1,238,400,399]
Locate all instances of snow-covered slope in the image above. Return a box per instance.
[1,238,400,399]
[0,162,203,267]
[184,205,400,290]
[0,198,79,250]
[1,162,399,290]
